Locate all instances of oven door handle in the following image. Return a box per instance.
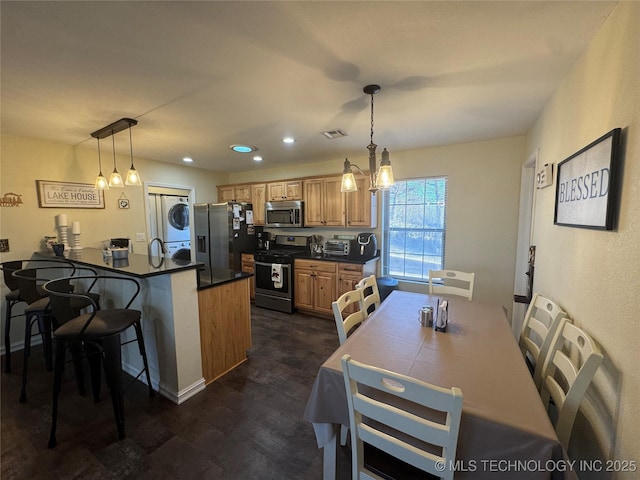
[255,261,291,269]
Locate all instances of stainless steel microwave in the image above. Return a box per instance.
[265,200,304,228]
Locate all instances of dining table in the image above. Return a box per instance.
[303,290,577,480]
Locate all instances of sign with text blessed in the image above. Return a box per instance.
[37,180,105,209]
[554,128,621,230]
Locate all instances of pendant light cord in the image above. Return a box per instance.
[370,92,375,145]
[97,138,103,174]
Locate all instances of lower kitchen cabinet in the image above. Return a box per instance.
[241,253,256,300]
[337,260,379,314]
[294,259,337,317]
[197,277,251,384]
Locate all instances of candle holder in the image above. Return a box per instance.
[71,232,82,251]
[57,225,69,251]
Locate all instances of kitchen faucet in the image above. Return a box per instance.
[148,237,167,257]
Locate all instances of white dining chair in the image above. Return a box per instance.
[332,289,368,446]
[428,270,475,300]
[341,354,463,480]
[355,275,381,316]
[332,288,367,346]
[539,319,603,450]
[519,293,567,391]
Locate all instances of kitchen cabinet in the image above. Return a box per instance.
[241,253,256,300]
[345,176,377,228]
[303,177,344,227]
[267,180,303,201]
[337,260,379,314]
[218,184,251,203]
[294,259,337,317]
[251,183,266,225]
[198,276,252,384]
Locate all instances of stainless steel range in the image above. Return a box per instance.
[254,235,311,313]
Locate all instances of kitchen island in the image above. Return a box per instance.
[34,248,252,404]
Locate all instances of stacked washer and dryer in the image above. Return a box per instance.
[149,194,192,261]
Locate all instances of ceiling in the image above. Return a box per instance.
[1,1,617,173]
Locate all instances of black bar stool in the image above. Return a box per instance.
[12,264,99,402]
[1,259,69,373]
[43,275,154,448]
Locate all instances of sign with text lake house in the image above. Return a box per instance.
[37,180,105,209]
[554,128,621,230]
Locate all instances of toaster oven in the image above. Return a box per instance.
[323,239,351,256]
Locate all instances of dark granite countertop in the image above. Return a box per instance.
[291,252,380,265]
[35,248,201,279]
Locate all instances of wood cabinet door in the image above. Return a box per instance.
[294,269,314,310]
[285,180,303,200]
[235,185,252,203]
[323,177,346,226]
[314,270,337,316]
[346,176,377,228]
[218,186,235,202]
[303,179,325,226]
[267,182,286,201]
[251,184,266,225]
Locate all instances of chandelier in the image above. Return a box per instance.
[341,84,395,194]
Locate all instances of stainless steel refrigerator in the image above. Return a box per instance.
[194,202,261,273]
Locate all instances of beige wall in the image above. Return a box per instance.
[526,2,639,475]
[231,135,525,316]
[0,134,226,259]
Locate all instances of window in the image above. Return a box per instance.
[382,177,447,282]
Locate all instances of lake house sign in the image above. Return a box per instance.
[37,180,105,209]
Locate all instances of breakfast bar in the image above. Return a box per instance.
[34,248,252,404]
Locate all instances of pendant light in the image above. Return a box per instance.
[91,118,139,189]
[108,134,124,187]
[125,123,142,186]
[94,138,109,190]
[340,84,395,194]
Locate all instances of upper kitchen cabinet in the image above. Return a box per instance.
[267,180,303,201]
[345,176,377,228]
[218,184,251,203]
[251,184,266,225]
[304,177,344,227]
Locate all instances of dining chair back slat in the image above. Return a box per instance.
[519,293,567,390]
[428,270,475,300]
[355,275,381,316]
[539,319,603,449]
[341,354,463,480]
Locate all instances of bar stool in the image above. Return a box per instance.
[43,275,154,448]
[12,264,98,402]
[1,259,65,373]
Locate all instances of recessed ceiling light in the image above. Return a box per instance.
[253,156,263,162]
[230,144,257,153]
[182,157,194,163]
[282,137,295,144]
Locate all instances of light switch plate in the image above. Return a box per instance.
[136,233,146,242]
[536,163,553,189]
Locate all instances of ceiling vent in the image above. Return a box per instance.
[322,129,348,139]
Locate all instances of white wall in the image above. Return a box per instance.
[526,2,639,476]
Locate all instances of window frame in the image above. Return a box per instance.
[381,176,448,283]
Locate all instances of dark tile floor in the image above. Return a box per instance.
[1,306,353,479]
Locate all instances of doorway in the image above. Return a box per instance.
[144,183,195,260]
[511,149,537,337]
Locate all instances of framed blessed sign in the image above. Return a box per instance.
[554,128,621,230]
